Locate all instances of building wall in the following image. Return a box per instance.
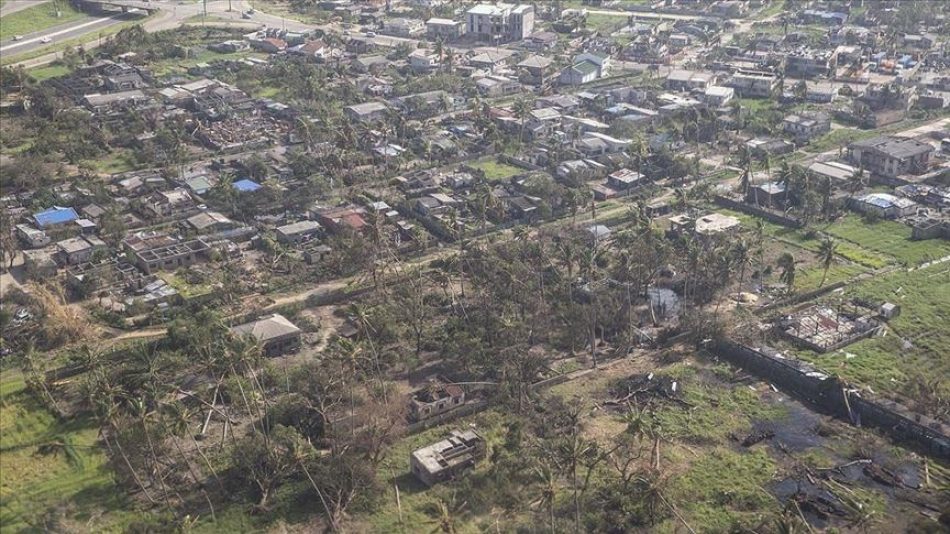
[708,340,950,458]
[263,334,301,357]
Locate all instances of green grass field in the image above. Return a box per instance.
[366,410,514,533]
[824,215,950,266]
[25,63,71,81]
[0,1,89,41]
[805,128,879,153]
[1,15,149,66]
[0,371,149,531]
[585,13,626,34]
[797,262,950,401]
[469,158,525,182]
[794,262,866,292]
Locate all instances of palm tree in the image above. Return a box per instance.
[532,463,559,531]
[513,96,533,144]
[474,181,496,234]
[567,188,584,224]
[737,145,754,198]
[775,159,794,210]
[776,252,795,292]
[444,48,455,73]
[847,167,866,200]
[426,495,467,534]
[817,238,838,288]
[628,133,648,177]
[433,37,445,73]
[732,239,752,307]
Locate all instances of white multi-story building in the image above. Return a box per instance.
[466,3,534,43]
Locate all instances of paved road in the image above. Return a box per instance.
[7,0,413,68]
[0,0,50,17]
[564,7,722,22]
[0,13,134,56]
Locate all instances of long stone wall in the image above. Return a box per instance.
[713,195,805,228]
[707,340,950,459]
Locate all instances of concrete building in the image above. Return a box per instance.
[847,136,934,178]
[426,18,466,40]
[410,430,485,486]
[475,74,521,97]
[850,193,918,219]
[806,82,839,103]
[55,236,107,266]
[409,49,440,72]
[133,239,210,274]
[517,55,555,87]
[382,18,425,38]
[83,90,151,114]
[559,51,610,85]
[606,169,644,191]
[746,182,788,208]
[806,160,858,186]
[230,313,302,357]
[668,212,741,239]
[779,305,879,354]
[23,248,58,279]
[143,189,196,219]
[186,211,236,234]
[466,3,534,43]
[783,48,839,77]
[15,224,50,248]
[276,220,322,244]
[782,112,831,142]
[665,69,716,92]
[409,382,465,421]
[703,86,735,107]
[559,60,599,85]
[344,101,390,123]
[727,71,778,98]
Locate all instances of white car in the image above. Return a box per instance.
[12,35,24,41]
[40,36,52,44]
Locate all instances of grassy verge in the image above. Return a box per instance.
[666,448,777,531]
[653,366,788,444]
[0,371,150,531]
[468,157,524,182]
[0,1,89,41]
[794,262,866,292]
[1,14,150,66]
[585,13,626,34]
[248,0,332,25]
[26,63,71,81]
[796,262,950,402]
[805,128,880,153]
[823,215,950,266]
[366,410,514,532]
[724,209,891,269]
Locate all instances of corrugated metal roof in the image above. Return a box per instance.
[34,207,79,228]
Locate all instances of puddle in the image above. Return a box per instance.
[750,392,825,452]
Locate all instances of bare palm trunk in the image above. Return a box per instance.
[105,430,158,504]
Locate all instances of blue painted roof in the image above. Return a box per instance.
[34,206,79,228]
[233,179,262,192]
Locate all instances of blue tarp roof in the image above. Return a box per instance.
[34,206,79,228]
[233,179,262,192]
